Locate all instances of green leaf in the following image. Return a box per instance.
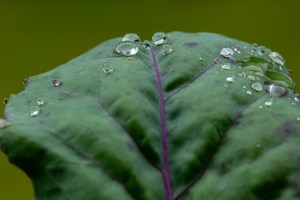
[1,32,300,200]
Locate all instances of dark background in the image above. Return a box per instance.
[1,0,299,199]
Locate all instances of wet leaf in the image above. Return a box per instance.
[1,32,300,200]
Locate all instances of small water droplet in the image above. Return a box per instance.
[10,94,16,99]
[233,47,241,54]
[22,77,29,85]
[30,106,40,117]
[142,40,151,50]
[269,52,285,65]
[102,62,114,74]
[220,48,234,58]
[0,119,10,129]
[294,97,299,102]
[51,78,62,87]
[221,64,231,70]
[247,75,256,81]
[264,101,272,106]
[114,41,139,56]
[264,83,287,97]
[251,82,263,92]
[152,32,166,46]
[161,44,173,54]
[246,90,252,95]
[226,76,234,83]
[259,106,263,109]
[122,33,141,43]
[297,117,300,121]
[199,56,205,61]
[36,97,45,106]
[3,97,9,104]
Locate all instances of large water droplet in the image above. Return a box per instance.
[0,119,10,129]
[152,32,166,46]
[51,78,62,87]
[244,65,264,76]
[30,106,40,117]
[264,82,287,97]
[251,82,263,92]
[122,33,141,43]
[220,48,234,58]
[161,44,173,54]
[114,41,139,56]
[269,52,285,65]
[265,70,294,89]
[221,64,231,70]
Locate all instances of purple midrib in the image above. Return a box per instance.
[150,47,173,200]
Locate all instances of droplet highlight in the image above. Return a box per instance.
[269,52,285,66]
[142,40,151,50]
[226,76,234,83]
[152,32,166,46]
[221,64,231,70]
[264,82,287,97]
[30,106,40,117]
[114,41,139,56]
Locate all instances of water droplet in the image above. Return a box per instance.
[36,97,45,106]
[264,101,272,106]
[161,44,173,54]
[142,40,151,50]
[247,75,256,81]
[246,90,252,95]
[226,76,234,83]
[259,106,263,109]
[244,65,264,76]
[51,78,62,87]
[265,70,294,89]
[3,97,9,104]
[10,94,15,99]
[22,77,29,85]
[264,82,287,97]
[294,97,299,102]
[251,82,263,92]
[269,52,285,65]
[152,32,166,46]
[220,48,234,58]
[0,119,10,129]
[297,117,300,121]
[233,47,241,54]
[114,41,139,56]
[199,56,205,61]
[30,106,40,117]
[103,68,114,74]
[221,64,231,70]
[122,33,141,43]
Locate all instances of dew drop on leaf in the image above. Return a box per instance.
[269,52,285,65]
[51,78,62,87]
[220,48,234,58]
[122,33,141,43]
[142,40,151,50]
[246,90,252,95]
[294,97,299,102]
[226,76,234,83]
[114,41,139,56]
[10,94,16,99]
[161,44,173,55]
[297,117,300,121]
[102,62,114,74]
[3,97,9,104]
[36,97,45,106]
[233,47,241,54]
[199,55,205,61]
[152,32,166,46]
[0,119,10,129]
[264,101,272,106]
[247,75,256,81]
[250,82,263,92]
[30,106,40,117]
[264,82,287,97]
[221,64,231,70]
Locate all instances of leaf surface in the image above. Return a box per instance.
[1,32,300,200]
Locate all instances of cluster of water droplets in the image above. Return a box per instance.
[113,32,173,58]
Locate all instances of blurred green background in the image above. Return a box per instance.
[0,0,299,199]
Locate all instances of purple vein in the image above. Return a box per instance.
[165,56,221,101]
[150,47,173,200]
[174,94,266,200]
